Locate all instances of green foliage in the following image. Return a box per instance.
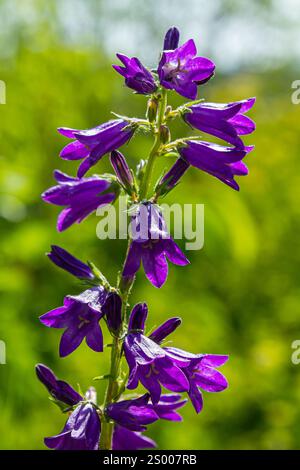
[0,42,299,450]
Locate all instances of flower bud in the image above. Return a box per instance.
[128,303,148,332]
[159,125,171,144]
[149,317,182,344]
[163,27,180,51]
[102,292,122,333]
[146,98,158,123]
[110,150,134,194]
[155,158,190,196]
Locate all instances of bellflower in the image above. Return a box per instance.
[35,364,82,406]
[58,119,135,177]
[106,394,159,432]
[42,170,117,231]
[165,348,228,413]
[184,98,256,147]
[113,54,157,95]
[123,202,189,288]
[47,245,94,280]
[179,140,253,190]
[45,403,101,450]
[40,286,107,357]
[112,426,156,450]
[123,304,190,404]
[158,39,215,99]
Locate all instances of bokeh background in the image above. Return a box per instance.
[1,0,300,450]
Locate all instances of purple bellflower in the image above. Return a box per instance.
[113,425,156,450]
[45,403,101,450]
[123,304,190,404]
[106,394,159,432]
[58,119,135,177]
[179,140,253,190]
[184,98,256,147]
[164,348,228,413]
[35,364,82,406]
[158,38,215,99]
[42,170,117,231]
[40,286,107,357]
[113,54,157,95]
[47,245,94,280]
[123,202,189,288]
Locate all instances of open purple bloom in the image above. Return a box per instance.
[45,403,100,450]
[184,98,256,147]
[106,394,159,432]
[153,393,187,422]
[163,27,180,51]
[58,119,134,177]
[47,245,94,280]
[42,170,117,231]
[113,54,157,95]
[113,425,156,450]
[179,140,253,190]
[40,287,107,357]
[124,304,190,404]
[165,348,228,413]
[35,364,82,406]
[158,39,215,99]
[123,202,189,288]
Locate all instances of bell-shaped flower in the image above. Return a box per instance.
[39,287,107,357]
[123,202,189,288]
[42,170,118,231]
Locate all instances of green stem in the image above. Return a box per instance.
[99,242,134,450]
[139,89,168,200]
[99,89,168,449]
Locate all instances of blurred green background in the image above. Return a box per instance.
[1,0,300,450]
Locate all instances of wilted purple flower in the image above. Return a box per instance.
[42,170,117,231]
[35,364,82,406]
[113,54,157,95]
[45,403,101,450]
[112,425,156,450]
[153,393,187,421]
[47,245,94,280]
[184,98,256,147]
[40,287,107,357]
[165,348,228,413]
[123,202,189,288]
[179,140,253,190]
[155,158,190,196]
[110,150,134,194]
[163,27,180,51]
[58,119,135,177]
[124,304,190,404]
[106,394,159,432]
[158,39,215,99]
[102,291,122,333]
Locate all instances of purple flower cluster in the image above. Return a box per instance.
[37,26,255,451]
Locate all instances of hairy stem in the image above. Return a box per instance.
[139,89,168,200]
